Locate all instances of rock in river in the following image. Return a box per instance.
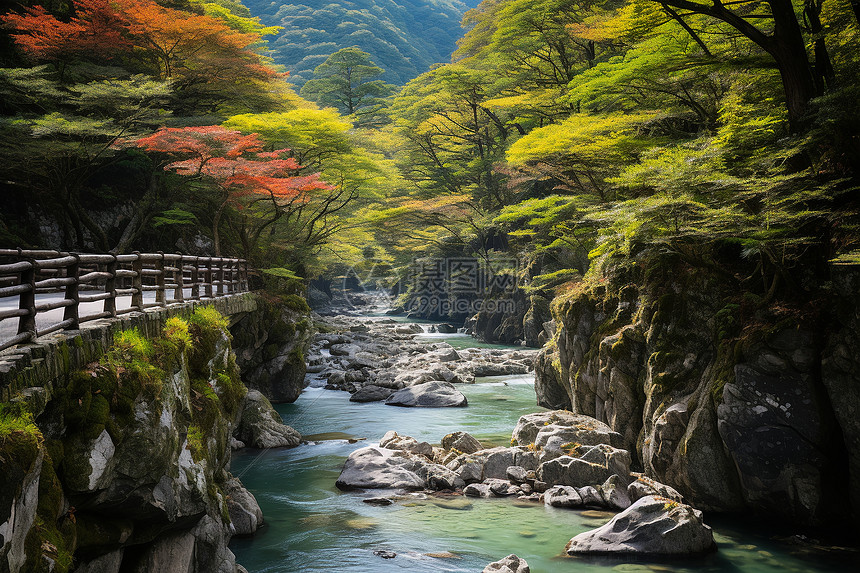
[566,495,715,556]
[335,447,427,491]
[384,380,468,408]
[483,554,530,573]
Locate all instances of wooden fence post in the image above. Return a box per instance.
[63,253,80,330]
[17,256,36,342]
[131,252,143,310]
[190,257,200,300]
[174,254,184,302]
[105,255,117,318]
[155,251,165,305]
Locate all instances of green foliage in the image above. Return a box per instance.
[241,0,468,86]
[300,47,396,125]
[261,267,303,280]
[152,208,198,229]
[159,317,193,360]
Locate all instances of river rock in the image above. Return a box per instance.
[627,474,684,503]
[464,483,492,497]
[384,381,467,408]
[512,411,622,450]
[350,385,394,402]
[335,447,426,491]
[223,477,263,535]
[506,466,529,484]
[566,496,715,556]
[483,554,530,573]
[236,390,301,448]
[441,431,483,454]
[577,485,604,507]
[537,444,630,488]
[600,474,632,510]
[380,431,433,458]
[484,478,520,496]
[544,485,582,508]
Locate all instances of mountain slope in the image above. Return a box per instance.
[244,0,473,86]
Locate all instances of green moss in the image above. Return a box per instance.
[188,307,231,375]
[289,347,304,365]
[189,306,229,332]
[282,294,311,313]
[208,482,231,524]
[155,317,193,364]
[187,424,206,463]
[0,404,43,469]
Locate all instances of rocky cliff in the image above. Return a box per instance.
[534,260,860,529]
[230,293,312,403]
[0,303,304,573]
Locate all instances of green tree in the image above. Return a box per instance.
[300,47,396,124]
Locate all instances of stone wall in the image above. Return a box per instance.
[0,293,258,403]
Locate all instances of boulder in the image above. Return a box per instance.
[600,475,632,510]
[384,381,467,408]
[627,474,684,504]
[566,496,715,556]
[335,447,425,491]
[349,385,394,403]
[576,486,604,507]
[380,431,433,458]
[441,431,483,454]
[512,411,622,450]
[536,445,631,488]
[483,554,530,573]
[73,549,124,573]
[464,483,492,497]
[543,485,582,508]
[223,477,263,536]
[506,466,528,484]
[236,390,301,448]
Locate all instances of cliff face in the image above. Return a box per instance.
[535,263,860,528]
[0,302,305,573]
[230,294,312,403]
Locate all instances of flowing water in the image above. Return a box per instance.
[230,335,857,573]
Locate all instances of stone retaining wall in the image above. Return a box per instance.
[0,292,258,402]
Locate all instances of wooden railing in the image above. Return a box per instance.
[0,249,250,352]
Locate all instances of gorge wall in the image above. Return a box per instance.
[1,295,311,573]
[534,261,860,530]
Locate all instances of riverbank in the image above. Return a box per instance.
[229,309,859,572]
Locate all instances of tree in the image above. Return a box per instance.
[649,0,822,128]
[131,126,333,257]
[300,47,395,124]
[2,0,281,115]
[0,66,173,251]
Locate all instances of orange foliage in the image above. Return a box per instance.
[1,0,274,82]
[0,0,134,61]
[132,126,333,202]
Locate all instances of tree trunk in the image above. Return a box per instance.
[766,0,818,127]
[212,195,228,257]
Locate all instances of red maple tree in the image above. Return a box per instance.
[131,126,334,255]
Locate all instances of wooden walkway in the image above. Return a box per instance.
[0,249,249,352]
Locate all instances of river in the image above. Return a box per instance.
[230,330,857,573]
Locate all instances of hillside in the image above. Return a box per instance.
[244,0,472,86]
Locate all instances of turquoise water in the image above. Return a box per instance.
[230,378,858,573]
